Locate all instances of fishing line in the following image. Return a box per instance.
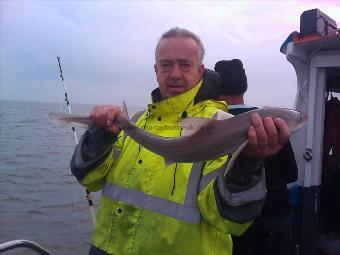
[223,141,249,178]
[293,44,325,108]
[56,57,96,226]
[56,67,77,154]
[74,193,88,255]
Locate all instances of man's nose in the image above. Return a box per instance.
[169,64,182,78]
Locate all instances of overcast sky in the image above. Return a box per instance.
[1,0,339,108]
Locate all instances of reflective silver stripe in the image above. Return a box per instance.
[198,166,225,193]
[114,110,146,161]
[217,167,266,206]
[102,182,201,223]
[184,162,204,206]
[228,104,254,109]
[102,162,204,223]
[112,147,122,161]
[123,110,146,145]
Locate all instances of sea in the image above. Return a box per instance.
[0,100,142,255]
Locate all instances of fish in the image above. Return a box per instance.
[48,104,308,164]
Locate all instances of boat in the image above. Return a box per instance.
[280,8,340,255]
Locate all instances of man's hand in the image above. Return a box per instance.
[90,105,122,134]
[242,113,291,159]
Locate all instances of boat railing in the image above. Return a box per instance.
[0,240,51,254]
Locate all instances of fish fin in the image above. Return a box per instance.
[216,110,234,120]
[48,113,92,129]
[181,117,213,137]
[164,158,176,168]
[121,101,129,119]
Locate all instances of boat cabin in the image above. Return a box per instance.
[281,8,340,255]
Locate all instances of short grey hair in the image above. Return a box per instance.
[155,27,205,64]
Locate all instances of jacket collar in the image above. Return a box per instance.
[149,69,221,116]
[148,80,203,116]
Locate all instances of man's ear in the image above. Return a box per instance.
[199,64,204,76]
[154,64,160,83]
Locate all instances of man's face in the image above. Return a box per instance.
[154,37,204,98]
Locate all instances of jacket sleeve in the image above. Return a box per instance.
[198,156,266,236]
[264,140,298,183]
[70,127,122,191]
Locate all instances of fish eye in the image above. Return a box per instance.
[297,114,303,122]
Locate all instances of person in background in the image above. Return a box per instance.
[70,28,292,255]
[215,59,298,255]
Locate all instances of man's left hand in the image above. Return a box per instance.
[242,113,291,159]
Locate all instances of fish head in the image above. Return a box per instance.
[281,109,308,133]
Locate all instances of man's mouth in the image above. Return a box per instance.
[167,85,185,92]
[168,85,183,88]
[167,83,185,88]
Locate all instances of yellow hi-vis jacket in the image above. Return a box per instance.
[74,81,263,255]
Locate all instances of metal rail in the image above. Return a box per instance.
[0,240,51,255]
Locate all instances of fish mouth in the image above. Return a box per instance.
[291,112,308,133]
[302,112,308,123]
[298,112,308,124]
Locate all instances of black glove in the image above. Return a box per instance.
[225,158,264,192]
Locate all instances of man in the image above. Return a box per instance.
[215,59,298,255]
[70,28,291,255]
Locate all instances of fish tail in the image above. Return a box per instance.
[121,101,129,119]
[48,113,93,129]
[48,113,68,127]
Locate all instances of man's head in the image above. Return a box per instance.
[214,59,248,97]
[154,28,205,99]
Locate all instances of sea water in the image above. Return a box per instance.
[0,100,142,254]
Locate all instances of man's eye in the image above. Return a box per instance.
[160,63,172,69]
[180,63,192,70]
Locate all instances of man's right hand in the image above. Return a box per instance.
[90,105,122,134]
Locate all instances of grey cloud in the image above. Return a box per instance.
[1,1,339,108]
